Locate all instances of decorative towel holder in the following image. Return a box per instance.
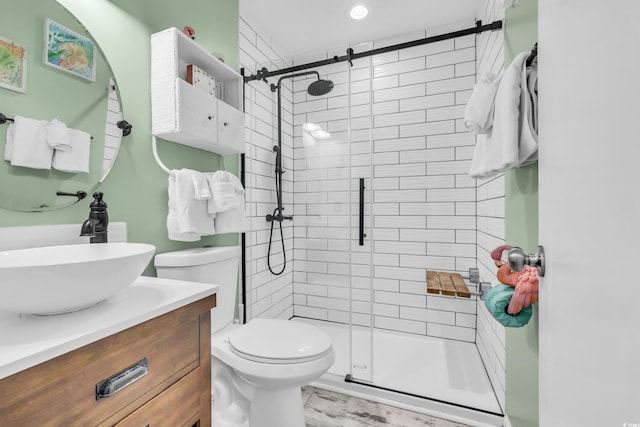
[151,136,229,175]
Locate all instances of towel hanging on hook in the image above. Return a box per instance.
[526,43,538,67]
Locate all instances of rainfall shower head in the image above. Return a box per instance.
[271,71,334,97]
[307,78,334,96]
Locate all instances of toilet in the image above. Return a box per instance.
[154,246,334,427]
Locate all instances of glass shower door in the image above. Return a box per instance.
[346,49,374,385]
[291,54,373,384]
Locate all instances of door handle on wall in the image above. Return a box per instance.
[359,178,365,246]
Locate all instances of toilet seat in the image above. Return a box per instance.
[228,318,332,364]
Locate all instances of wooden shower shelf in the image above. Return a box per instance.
[426,270,471,298]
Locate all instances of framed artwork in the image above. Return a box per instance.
[44,18,96,82]
[0,36,27,93]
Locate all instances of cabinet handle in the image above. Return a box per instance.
[96,358,148,400]
[223,122,230,126]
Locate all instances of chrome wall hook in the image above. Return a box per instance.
[508,246,546,277]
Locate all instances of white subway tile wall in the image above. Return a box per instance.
[474,0,507,411]
[292,27,479,344]
[240,17,295,321]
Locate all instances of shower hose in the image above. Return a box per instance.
[267,161,286,275]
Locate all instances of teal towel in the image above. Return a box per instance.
[484,284,532,328]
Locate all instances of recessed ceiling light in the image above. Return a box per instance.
[349,5,368,20]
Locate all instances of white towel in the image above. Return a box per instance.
[464,72,501,134]
[4,124,14,161]
[167,172,200,242]
[7,115,52,169]
[185,168,212,201]
[167,169,215,241]
[214,174,247,234]
[52,128,91,174]
[469,52,538,179]
[206,171,240,214]
[519,63,538,166]
[46,119,71,151]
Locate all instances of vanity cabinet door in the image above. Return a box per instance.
[0,295,214,427]
[114,368,202,427]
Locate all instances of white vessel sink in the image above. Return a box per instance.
[0,243,155,315]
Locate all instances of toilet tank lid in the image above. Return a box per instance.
[154,246,241,267]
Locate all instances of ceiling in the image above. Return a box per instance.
[239,0,481,60]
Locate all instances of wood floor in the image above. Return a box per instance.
[303,387,470,427]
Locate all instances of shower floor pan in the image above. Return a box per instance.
[293,317,503,426]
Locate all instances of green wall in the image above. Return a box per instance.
[0,0,240,275]
[504,0,539,426]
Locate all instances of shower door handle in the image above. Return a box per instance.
[359,178,365,246]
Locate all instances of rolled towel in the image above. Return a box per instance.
[52,128,91,174]
[464,72,501,134]
[46,119,71,151]
[484,284,532,328]
[8,115,52,169]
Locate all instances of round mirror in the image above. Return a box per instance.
[0,0,124,211]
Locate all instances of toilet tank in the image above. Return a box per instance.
[154,246,241,334]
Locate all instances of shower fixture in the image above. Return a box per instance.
[265,71,334,275]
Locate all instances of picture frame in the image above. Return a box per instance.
[44,18,96,82]
[0,36,27,93]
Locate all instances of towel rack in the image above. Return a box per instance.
[152,136,229,175]
[0,112,97,140]
[152,136,172,175]
[0,113,14,124]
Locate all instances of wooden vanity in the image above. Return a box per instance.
[0,278,216,427]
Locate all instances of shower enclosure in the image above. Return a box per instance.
[242,17,505,424]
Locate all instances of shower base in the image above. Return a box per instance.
[293,317,504,427]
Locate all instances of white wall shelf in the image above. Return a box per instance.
[151,27,244,155]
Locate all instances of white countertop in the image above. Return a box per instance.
[0,276,218,380]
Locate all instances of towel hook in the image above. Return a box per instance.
[526,42,538,67]
[117,120,133,137]
[0,113,14,124]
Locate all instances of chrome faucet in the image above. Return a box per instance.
[80,192,109,243]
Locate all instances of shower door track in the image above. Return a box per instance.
[343,374,504,418]
[243,20,502,82]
